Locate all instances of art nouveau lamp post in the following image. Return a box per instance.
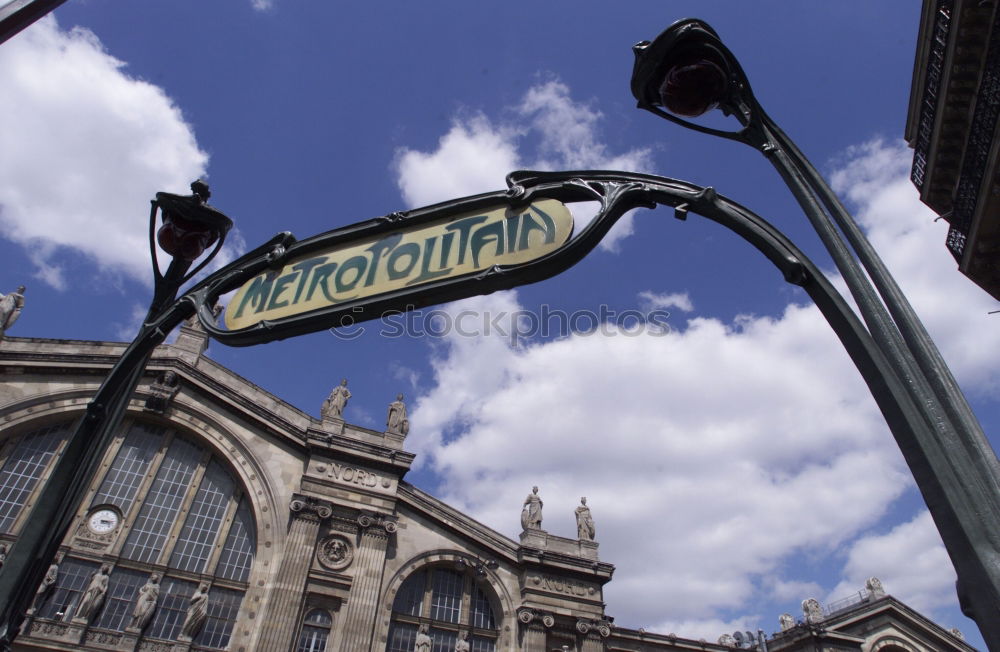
[0,181,234,645]
[630,19,1000,647]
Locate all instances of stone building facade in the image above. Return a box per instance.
[905,0,1000,299]
[0,326,977,652]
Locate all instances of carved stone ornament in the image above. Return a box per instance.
[718,634,736,647]
[144,370,180,414]
[541,614,555,628]
[316,535,354,570]
[0,285,25,339]
[779,613,795,631]
[290,495,333,521]
[355,512,397,535]
[865,576,886,598]
[802,597,823,623]
[516,608,534,625]
[577,619,613,638]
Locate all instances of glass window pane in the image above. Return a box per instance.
[392,570,425,617]
[470,636,496,652]
[297,625,329,652]
[297,611,332,652]
[194,586,243,650]
[121,437,202,563]
[146,577,195,641]
[470,583,496,630]
[429,569,462,623]
[304,609,332,627]
[0,423,67,533]
[36,558,99,621]
[170,460,235,573]
[387,622,418,652]
[216,496,255,582]
[91,423,163,512]
[92,568,148,631]
[431,627,457,652]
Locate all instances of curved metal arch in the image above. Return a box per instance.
[182,169,936,498]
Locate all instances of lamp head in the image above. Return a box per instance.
[631,19,733,118]
[155,180,233,262]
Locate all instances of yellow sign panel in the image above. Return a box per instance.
[225,199,573,330]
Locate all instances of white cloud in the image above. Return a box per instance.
[639,290,694,313]
[828,510,956,615]
[394,80,652,252]
[0,17,209,289]
[830,138,1000,392]
[400,132,1000,631]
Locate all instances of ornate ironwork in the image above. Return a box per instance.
[630,19,1000,648]
[910,0,953,191]
[949,5,1000,261]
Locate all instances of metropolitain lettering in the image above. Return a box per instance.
[225,200,573,330]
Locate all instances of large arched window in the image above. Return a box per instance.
[2,420,256,650]
[387,565,499,652]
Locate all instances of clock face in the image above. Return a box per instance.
[87,508,120,534]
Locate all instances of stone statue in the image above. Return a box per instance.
[30,561,60,613]
[575,497,595,540]
[321,379,351,420]
[455,631,470,652]
[521,486,543,530]
[386,393,409,435]
[144,370,180,413]
[779,613,795,631]
[414,623,432,652]
[128,573,160,631]
[865,576,885,598]
[0,285,25,339]
[718,634,736,647]
[180,582,209,640]
[802,597,823,623]
[75,563,111,622]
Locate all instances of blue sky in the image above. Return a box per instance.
[1,1,997,648]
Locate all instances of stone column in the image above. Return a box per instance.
[580,632,605,652]
[521,624,548,652]
[518,609,553,652]
[337,514,396,651]
[257,495,331,652]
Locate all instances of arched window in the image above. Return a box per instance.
[387,565,499,652]
[8,420,256,651]
[297,608,333,652]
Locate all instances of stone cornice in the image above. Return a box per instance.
[397,483,519,561]
[307,429,415,474]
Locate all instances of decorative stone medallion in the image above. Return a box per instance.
[316,534,353,570]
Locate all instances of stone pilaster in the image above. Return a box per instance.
[577,618,612,652]
[257,495,332,652]
[521,623,548,652]
[518,608,554,652]
[337,514,396,652]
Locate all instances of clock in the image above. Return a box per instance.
[87,508,120,535]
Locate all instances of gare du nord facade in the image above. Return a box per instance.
[0,318,976,652]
